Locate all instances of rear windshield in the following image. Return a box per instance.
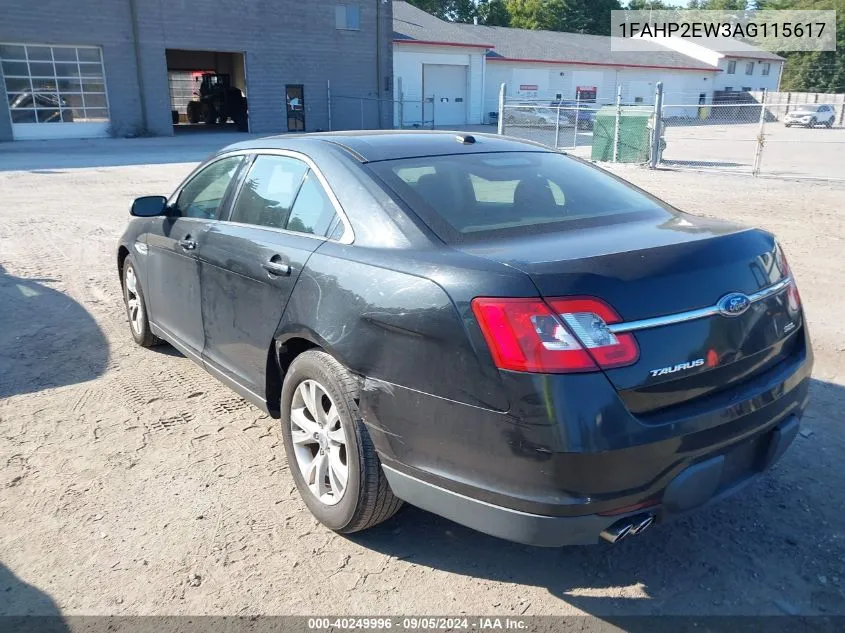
[369,152,671,242]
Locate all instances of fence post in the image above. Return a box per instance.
[752,91,767,177]
[497,83,506,135]
[573,91,581,148]
[612,84,622,162]
[554,99,561,148]
[397,77,403,129]
[650,81,664,169]
[431,95,436,129]
[398,93,404,130]
[327,80,332,132]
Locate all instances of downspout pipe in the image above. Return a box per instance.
[129,0,149,134]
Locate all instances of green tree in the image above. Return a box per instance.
[478,0,512,25]
[627,0,674,9]
[579,0,624,35]
[505,0,621,33]
[688,0,751,8]
[761,0,845,92]
[405,0,478,23]
[405,0,449,20]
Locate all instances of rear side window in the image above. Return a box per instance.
[286,171,339,236]
[228,154,341,238]
[370,152,670,242]
[229,155,308,228]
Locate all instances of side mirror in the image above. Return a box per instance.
[130,195,168,217]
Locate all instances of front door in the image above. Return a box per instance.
[146,155,244,354]
[286,84,305,131]
[200,153,343,396]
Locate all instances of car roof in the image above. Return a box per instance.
[222,130,553,163]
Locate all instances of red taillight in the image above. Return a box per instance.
[471,296,639,374]
[776,244,802,311]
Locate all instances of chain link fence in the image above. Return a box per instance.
[327,80,437,131]
[660,99,845,180]
[499,97,616,157]
[497,82,845,181]
[498,86,661,166]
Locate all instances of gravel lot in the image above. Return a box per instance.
[1,135,844,619]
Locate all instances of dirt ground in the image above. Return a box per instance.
[0,136,844,619]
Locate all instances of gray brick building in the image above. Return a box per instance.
[0,0,393,141]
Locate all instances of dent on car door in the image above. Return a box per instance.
[199,153,346,402]
[145,155,244,355]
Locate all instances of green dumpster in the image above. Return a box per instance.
[591,106,653,163]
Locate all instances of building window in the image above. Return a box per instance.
[335,4,360,30]
[724,87,733,92]
[745,61,754,75]
[1,43,109,124]
[727,60,736,74]
[762,62,771,76]
[742,86,752,92]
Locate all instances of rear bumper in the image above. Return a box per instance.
[362,327,812,546]
[381,415,800,547]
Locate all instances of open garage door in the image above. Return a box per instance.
[423,64,467,126]
[166,49,248,132]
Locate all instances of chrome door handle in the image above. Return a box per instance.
[262,260,291,276]
[179,239,196,250]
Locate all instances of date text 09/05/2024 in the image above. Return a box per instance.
[307,617,529,630]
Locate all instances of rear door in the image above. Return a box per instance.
[146,154,244,354]
[199,152,347,395]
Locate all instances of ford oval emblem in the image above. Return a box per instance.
[718,292,751,317]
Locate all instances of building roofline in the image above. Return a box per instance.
[393,38,494,49]
[722,53,784,61]
[485,56,720,72]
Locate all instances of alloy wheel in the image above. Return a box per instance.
[124,265,143,335]
[290,379,348,505]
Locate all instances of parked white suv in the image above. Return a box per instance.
[784,104,836,128]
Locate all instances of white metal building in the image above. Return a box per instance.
[392,2,784,127]
[392,2,491,126]
[646,37,785,95]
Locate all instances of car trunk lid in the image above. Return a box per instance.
[460,215,803,415]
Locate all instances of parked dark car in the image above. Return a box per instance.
[118,131,811,546]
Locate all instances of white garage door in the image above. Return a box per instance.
[1,43,111,140]
[423,64,467,126]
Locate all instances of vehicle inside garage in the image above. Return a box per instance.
[165,49,248,132]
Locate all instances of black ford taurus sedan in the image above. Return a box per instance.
[117,131,811,546]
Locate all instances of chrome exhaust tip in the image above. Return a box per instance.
[600,513,655,544]
[630,514,654,536]
[600,521,633,544]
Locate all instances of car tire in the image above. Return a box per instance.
[280,349,403,533]
[187,102,201,124]
[825,118,833,128]
[122,255,162,348]
[808,117,817,128]
[785,123,792,128]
